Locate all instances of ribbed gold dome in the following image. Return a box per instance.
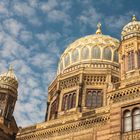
[0,65,18,89]
[57,24,120,74]
[121,15,140,40]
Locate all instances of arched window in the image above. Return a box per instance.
[72,49,79,63]
[123,110,132,132]
[96,90,102,107]
[72,93,76,108]
[114,50,119,62]
[62,92,76,111]
[69,94,72,109]
[86,89,103,108]
[64,95,68,111]
[50,99,58,119]
[133,108,140,130]
[62,95,66,111]
[103,47,112,60]
[92,47,101,59]
[92,91,97,108]
[67,94,73,110]
[81,47,89,59]
[128,51,134,71]
[64,54,70,67]
[86,91,92,107]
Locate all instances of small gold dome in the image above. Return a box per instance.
[57,23,120,74]
[0,65,18,89]
[121,15,140,40]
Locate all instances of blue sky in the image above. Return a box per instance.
[0,0,139,127]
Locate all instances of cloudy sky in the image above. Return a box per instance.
[0,0,139,127]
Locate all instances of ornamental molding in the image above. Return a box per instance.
[61,62,119,75]
[108,85,140,104]
[17,114,110,140]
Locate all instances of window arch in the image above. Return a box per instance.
[50,99,58,119]
[67,94,72,110]
[91,47,101,59]
[114,50,119,62]
[103,47,112,60]
[132,108,140,130]
[72,93,76,108]
[71,49,79,63]
[62,95,66,111]
[64,54,70,67]
[86,89,103,108]
[86,91,92,107]
[62,92,76,111]
[64,95,68,111]
[128,51,134,71]
[123,110,132,132]
[81,47,89,59]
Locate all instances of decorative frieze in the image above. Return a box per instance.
[84,75,106,85]
[16,114,110,140]
[59,76,79,90]
[108,86,140,104]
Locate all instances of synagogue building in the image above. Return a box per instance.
[0,15,140,140]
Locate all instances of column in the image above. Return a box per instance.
[135,51,138,69]
[45,102,50,121]
[58,91,62,113]
[125,54,128,72]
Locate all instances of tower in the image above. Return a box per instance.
[0,66,18,140]
[119,15,140,86]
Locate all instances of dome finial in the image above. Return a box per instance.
[96,22,102,34]
[132,15,137,22]
[9,64,13,72]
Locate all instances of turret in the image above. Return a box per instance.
[119,15,140,86]
[0,65,18,139]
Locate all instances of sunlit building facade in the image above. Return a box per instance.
[1,15,140,140]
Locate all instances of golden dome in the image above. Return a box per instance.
[58,23,120,74]
[121,15,140,40]
[0,65,18,89]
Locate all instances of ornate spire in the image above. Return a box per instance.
[132,15,137,22]
[96,22,102,34]
[9,65,13,72]
[7,64,17,81]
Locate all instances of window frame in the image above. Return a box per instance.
[127,51,135,71]
[123,110,132,132]
[122,105,140,133]
[62,91,77,111]
[86,89,103,108]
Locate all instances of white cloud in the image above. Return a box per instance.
[0,2,9,16]
[0,32,29,59]
[14,2,35,17]
[36,31,61,42]
[105,11,138,32]
[48,9,71,25]
[28,0,39,8]
[40,0,72,25]
[41,0,58,12]
[29,53,56,70]
[13,1,41,26]
[78,7,102,30]
[3,18,24,37]
[19,30,32,42]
